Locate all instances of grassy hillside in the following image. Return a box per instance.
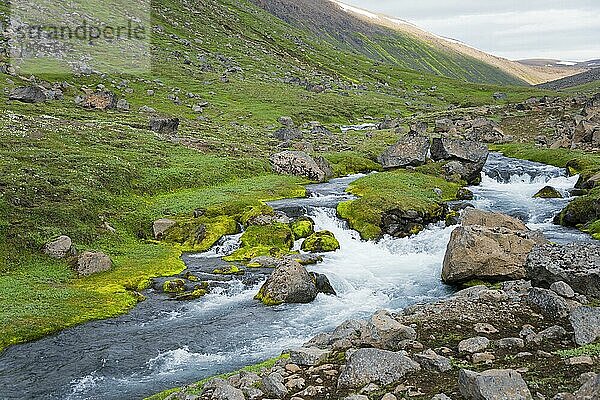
[0,0,550,351]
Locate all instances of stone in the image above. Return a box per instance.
[413,349,452,373]
[442,226,543,283]
[255,261,318,305]
[368,310,417,351]
[526,243,600,299]
[472,352,495,364]
[9,86,47,103]
[337,348,420,389]
[569,306,600,345]
[457,188,474,200]
[378,135,430,168]
[212,384,244,400]
[290,347,330,366]
[458,369,532,400]
[310,272,337,296]
[533,186,563,199]
[458,337,490,354]
[496,338,525,349]
[566,356,594,366]
[344,396,369,400]
[475,323,499,334]
[574,374,599,399]
[262,373,288,399]
[149,117,180,134]
[550,281,576,298]
[466,118,510,144]
[153,218,177,239]
[525,325,567,345]
[435,118,455,133]
[270,151,332,182]
[381,394,397,400]
[430,138,489,164]
[528,288,572,319]
[460,209,527,231]
[75,251,112,276]
[493,92,508,101]
[78,91,117,110]
[431,395,452,400]
[43,235,74,259]
[301,231,340,253]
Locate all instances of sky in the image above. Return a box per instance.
[340,0,600,61]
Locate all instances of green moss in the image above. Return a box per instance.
[290,218,315,240]
[533,186,563,199]
[323,151,382,177]
[162,216,239,252]
[337,170,459,239]
[223,223,294,262]
[556,342,600,358]
[301,231,341,253]
[163,279,186,293]
[174,288,207,301]
[254,286,283,306]
[212,265,244,275]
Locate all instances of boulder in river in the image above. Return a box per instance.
[290,217,315,240]
[533,186,563,199]
[301,230,340,253]
[526,243,600,299]
[270,151,332,182]
[442,210,547,284]
[430,138,489,184]
[255,260,318,305]
[378,135,430,168]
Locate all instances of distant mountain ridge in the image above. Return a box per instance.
[519,59,600,69]
[249,0,584,85]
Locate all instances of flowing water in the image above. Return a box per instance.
[0,154,591,400]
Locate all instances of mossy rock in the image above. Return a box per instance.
[290,217,315,240]
[240,204,274,227]
[212,265,244,275]
[163,279,186,293]
[174,289,207,301]
[162,216,239,252]
[301,231,340,253]
[223,223,294,262]
[555,187,600,228]
[533,186,563,199]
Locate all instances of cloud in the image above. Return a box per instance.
[339,0,600,61]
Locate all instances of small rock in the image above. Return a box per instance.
[458,369,532,400]
[471,352,495,364]
[575,374,599,398]
[153,218,177,239]
[413,349,452,373]
[569,306,600,345]
[528,287,572,319]
[497,338,525,349]
[458,337,490,354]
[566,356,594,366]
[262,372,288,399]
[550,281,576,298]
[43,235,74,259]
[75,251,112,276]
[149,116,180,134]
[475,323,499,334]
[381,394,397,400]
[290,347,330,366]
[431,395,452,400]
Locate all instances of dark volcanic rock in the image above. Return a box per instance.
[430,138,489,184]
[526,243,600,299]
[149,117,180,134]
[378,135,430,168]
[9,86,47,103]
[255,260,318,305]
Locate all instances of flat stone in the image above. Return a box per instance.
[413,349,452,373]
[458,369,532,400]
[566,356,594,366]
[550,281,576,298]
[290,347,330,366]
[475,323,499,334]
[472,352,495,364]
[458,337,490,354]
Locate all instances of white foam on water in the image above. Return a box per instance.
[147,347,227,375]
[67,371,105,399]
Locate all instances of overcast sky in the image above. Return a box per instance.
[341,0,600,61]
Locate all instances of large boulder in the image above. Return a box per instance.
[77,91,117,110]
[149,117,180,134]
[9,86,47,103]
[458,369,532,400]
[460,208,527,231]
[255,260,318,305]
[43,235,74,259]
[274,116,303,141]
[367,310,417,351]
[575,374,600,399]
[442,225,546,283]
[430,138,489,184]
[569,306,600,346]
[270,151,332,182]
[526,243,600,299]
[75,251,112,276]
[466,118,511,144]
[337,348,420,389]
[153,218,177,239]
[378,135,430,168]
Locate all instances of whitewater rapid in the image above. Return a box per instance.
[0,154,591,400]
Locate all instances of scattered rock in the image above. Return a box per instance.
[528,287,574,319]
[550,281,576,299]
[270,151,332,182]
[430,138,489,184]
[77,91,117,110]
[458,369,532,400]
[569,306,600,346]
[460,208,527,231]
[574,374,599,399]
[457,188,474,200]
[413,349,452,373]
[262,373,288,399]
[153,218,177,239]
[43,235,74,259]
[290,347,330,366]
[75,251,112,276]
[533,186,563,199]
[9,86,47,103]
[458,337,490,354]
[378,135,430,168]
[149,116,180,134]
[368,310,417,351]
[337,348,420,389]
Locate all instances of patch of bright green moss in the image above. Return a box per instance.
[301,231,340,253]
[324,151,382,177]
[223,223,294,262]
[556,342,600,358]
[290,217,315,240]
[212,265,244,275]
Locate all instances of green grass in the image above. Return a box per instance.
[337,168,460,239]
[556,342,600,358]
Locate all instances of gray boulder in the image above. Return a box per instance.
[466,118,511,144]
[261,372,288,399]
[153,218,177,239]
[569,306,600,346]
[43,235,74,259]
[550,281,576,298]
[378,135,430,168]
[149,117,180,134]
[212,384,244,400]
[526,243,600,299]
[337,348,420,388]
[413,349,452,373]
[527,288,573,319]
[367,310,417,350]
[459,369,532,400]
[431,138,489,184]
[434,118,455,133]
[574,373,599,399]
[9,86,47,103]
[75,251,112,276]
[255,260,318,305]
[458,337,490,355]
[290,347,330,366]
[270,151,332,182]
